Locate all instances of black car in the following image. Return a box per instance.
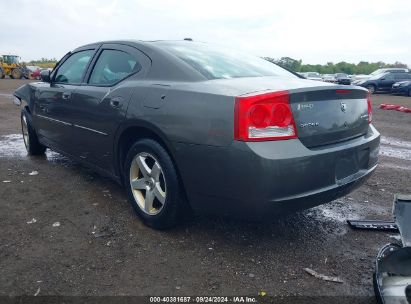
[391,81,411,96]
[335,73,351,85]
[357,72,411,94]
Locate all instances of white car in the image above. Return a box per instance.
[322,74,336,83]
[305,72,323,81]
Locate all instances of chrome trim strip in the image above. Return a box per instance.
[37,114,71,126]
[73,124,108,136]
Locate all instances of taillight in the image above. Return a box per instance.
[367,92,372,124]
[234,91,298,141]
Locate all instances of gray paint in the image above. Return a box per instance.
[14,40,380,217]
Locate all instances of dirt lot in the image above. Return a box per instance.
[0,79,410,299]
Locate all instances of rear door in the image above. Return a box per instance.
[67,44,150,172]
[34,49,96,151]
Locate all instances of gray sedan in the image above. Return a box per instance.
[14,40,380,229]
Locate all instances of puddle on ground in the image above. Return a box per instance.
[380,136,411,161]
[0,93,13,99]
[379,161,411,171]
[0,134,65,162]
[308,200,357,223]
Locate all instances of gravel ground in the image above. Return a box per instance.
[0,79,410,299]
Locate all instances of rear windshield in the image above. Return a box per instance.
[158,42,297,80]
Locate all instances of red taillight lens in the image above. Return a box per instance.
[234,91,297,141]
[367,92,372,124]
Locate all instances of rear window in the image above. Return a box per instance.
[158,42,297,80]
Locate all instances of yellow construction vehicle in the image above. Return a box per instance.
[0,55,28,79]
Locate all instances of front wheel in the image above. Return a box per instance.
[10,69,23,79]
[408,89,411,97]
[367,84,376,94]
[124,139,186,229]
[21,109,46,155]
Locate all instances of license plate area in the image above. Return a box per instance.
[335,151,359,181]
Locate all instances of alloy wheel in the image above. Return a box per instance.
[129,152,167,215]
[22,115,29,149]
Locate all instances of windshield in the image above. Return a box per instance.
[306,72,320,77]
[369,72,388,80]
[336,73,348,78]
[370,69,386,76]
[158,42,297,80]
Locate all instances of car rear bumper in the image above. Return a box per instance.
[175,125,380,218]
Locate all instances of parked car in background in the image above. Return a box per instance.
[352,68,409,85]
[335,73,351,85]
[31,69,42,80]
[356,72,411,93]
[322,74,336,83]
[305,72,322,81]
[391,81,411,96]
[370,68,409,76]
[13,40,379,229]
[26,65,41,79]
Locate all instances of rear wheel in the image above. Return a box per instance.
[21,109,46,155]
[367,84,376,94]
[124,139,186,229]
[11,68,22,79]
[408,89,411,97]
[0,68,4,79]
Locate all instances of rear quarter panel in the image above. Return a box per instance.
[126,83,236,147]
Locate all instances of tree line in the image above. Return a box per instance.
[264,57,409,75]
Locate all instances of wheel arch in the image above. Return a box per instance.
[114,120,187,195]
[14,84,33,110]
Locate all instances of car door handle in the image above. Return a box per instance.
[110,97,123,108]
[62,92,71,100]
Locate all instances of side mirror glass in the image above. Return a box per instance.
[40,70,51,83]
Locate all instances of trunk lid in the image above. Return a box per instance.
[289,87,370,148]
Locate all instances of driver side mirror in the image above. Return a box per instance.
[40,70,51,83]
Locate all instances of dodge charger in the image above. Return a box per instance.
[14,40,380,229]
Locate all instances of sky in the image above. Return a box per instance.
[1,0,410,66]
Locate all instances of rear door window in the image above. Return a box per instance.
[54,50,94,84]
[89,50,141,85]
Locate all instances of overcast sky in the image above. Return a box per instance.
[1,0,410,66]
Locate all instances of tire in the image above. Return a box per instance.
[0,68,4,79]
[11,68,22,79]
[21,109,46,155]
[367,84,376,94]
[124,139,186,229]
[408,89,411,97]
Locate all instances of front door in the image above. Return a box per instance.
[33,49,96,152]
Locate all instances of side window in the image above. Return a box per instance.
[54,50,94,84]
[383,74,394,80]
[89,50,141,85]
[396,73,411,80]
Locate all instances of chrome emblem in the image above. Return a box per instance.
[340,102,347,112]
